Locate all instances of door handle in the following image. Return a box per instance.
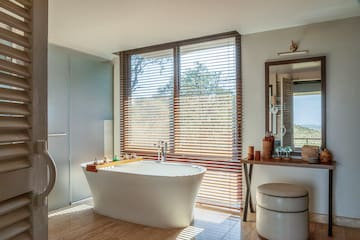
[35,140,57,206]
[48,133,67,137]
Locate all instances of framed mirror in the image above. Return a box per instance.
[265,56,326,154]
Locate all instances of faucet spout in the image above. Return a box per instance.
[155,141,167,162]
[161,141,167,162]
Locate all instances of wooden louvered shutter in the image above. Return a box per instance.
[0,1,54,239]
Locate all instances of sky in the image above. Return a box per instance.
[293,94,321,126]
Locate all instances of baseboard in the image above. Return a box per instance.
[310,213,360,228]
[48,197,93,216]
[71,197,93,206]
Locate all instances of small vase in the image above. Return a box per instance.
[320,149,332,163]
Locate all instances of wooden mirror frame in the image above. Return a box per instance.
[265,56,326,154]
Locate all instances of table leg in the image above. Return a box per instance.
[328,169,333,237]
[243,163,251,222]
[249,164,255,213]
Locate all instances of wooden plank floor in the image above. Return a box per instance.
[49,203,360,240]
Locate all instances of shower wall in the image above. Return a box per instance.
[48,44,113,210]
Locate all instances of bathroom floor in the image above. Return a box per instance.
[48,201,360,240]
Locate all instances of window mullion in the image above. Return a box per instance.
[234,34,242,161]
[119,52,128,155]
[170,46,179,154]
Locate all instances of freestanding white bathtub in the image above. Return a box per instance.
[81,160,206,228]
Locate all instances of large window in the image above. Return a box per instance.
[119,32,241,209]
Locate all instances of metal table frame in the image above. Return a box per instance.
[241,159,335,237]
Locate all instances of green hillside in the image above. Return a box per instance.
[294,124,321,147]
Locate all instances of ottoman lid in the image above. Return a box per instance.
[257,183,308,198]
[256,183,309,212]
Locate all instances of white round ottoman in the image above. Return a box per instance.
[256,183,309,240]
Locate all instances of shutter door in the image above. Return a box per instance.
[0,1,32,171]
[0,1,52,239]
[0,0,32,238]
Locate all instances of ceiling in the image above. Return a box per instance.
[49,0,360,59]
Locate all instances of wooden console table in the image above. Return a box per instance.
[241,158,335,237]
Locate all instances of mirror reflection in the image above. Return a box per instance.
[267,60,323,151]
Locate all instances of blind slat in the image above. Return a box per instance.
[12,0,32,8]
[0,1,31,20]
[0,220,31,240]
[0,194,30,216]
[0,207,30,229]
[0,28,30,48]
[0,59,29,77]
[0,11,30,33]
[0,43,30,62]
[0,158,30,173]
[0,131,29,143]
[0,117,30,129]
[0,102,29,115]
[0,72,29,89]
[0,143,29,160]
[0,88,30,102]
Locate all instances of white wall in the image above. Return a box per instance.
[242,17,360,219]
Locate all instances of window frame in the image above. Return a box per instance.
[118,31,241,160]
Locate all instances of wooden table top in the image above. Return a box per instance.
[241,158,335,170]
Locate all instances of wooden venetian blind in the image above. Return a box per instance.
[124,49,174,151]
[0,0,33,239]
[174,37,240,209]
[120,33,242,209]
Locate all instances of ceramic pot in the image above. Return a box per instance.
[262,140,272,159]
[320,149,332,163]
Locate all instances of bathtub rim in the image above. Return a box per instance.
[81,160,207,177]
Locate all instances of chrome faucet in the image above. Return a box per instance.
[155,141,167,162]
